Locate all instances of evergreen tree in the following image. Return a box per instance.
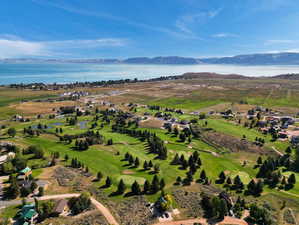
[218,171,226,183]
[257,156,263,165]
[200,170,207,182]
[143,160,148,170]
[143,180,150,194]
[131,181,141,195]
[105,176,112,187]
[134,157,140,168]
[288,174,296,186]
[160,178,166,190]
[117,179,126,194]
[151,175,160,193]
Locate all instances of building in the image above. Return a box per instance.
[20,167,32,179]
[291,136,299,145]
[53,199,69,216]
[19,204,38,225]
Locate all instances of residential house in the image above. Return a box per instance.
[19,204,38,225]
[53,199,69,216]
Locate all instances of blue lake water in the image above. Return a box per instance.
[1,63,299,85]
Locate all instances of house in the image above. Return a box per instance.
[19,167,32,178]
[19,204,38,225]
[281,116,295,125]
[36,180,50,190]
[291,136,299,144]
[257,121,267,128]
[53,199,69,216]
[278,132,288,139]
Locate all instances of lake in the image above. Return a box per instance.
[1,63,299,85]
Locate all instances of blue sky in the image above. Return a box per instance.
[1,0,299,58]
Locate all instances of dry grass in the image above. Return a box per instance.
[139,117,164,129]
[10,101,76,115]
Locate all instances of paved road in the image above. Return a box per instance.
[0,193,119,225]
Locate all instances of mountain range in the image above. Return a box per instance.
[2,52,299,65]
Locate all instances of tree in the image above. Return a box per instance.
[6,176,19,199]
[143,161,148,170]
[249,203,274,225]
[143,180,150,194]
[97,172,103,181]
[151,175,160,193]
[288,174,296,186]
[38,187,44,196]
[171,153,180,165]
[285,146,292,155]
[20,187,30,197]
[148,160,153,168]
[160,178,166,190]
[218,171,226,183]
[131,180,141,195]
[233,175,244,190]
[176,176,182,184]
[154,164,160,174]
[257,156,263,165]
[134,157,140,168]
[64,154,69,161]
[179,133,186,142]
[200,170,207,182]
[105,176,112,187]
[30,181,38,192]
[68,192,91,215]
[7,128,16,137]
[117,179,126,194]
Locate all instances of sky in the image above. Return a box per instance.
[1,0,299,59]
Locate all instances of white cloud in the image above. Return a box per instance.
[212,33,239,38]
[265,39,298,45]
[31,0,196,39]
[175,9,221,37]
[0,35,128,58]
[0,39,45,58]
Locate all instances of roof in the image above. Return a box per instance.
[20,204,37,220]
[54,199,68,214]
[20,167,31,174]
[24,209,37,219]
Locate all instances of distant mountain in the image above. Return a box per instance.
[181,72,251,79]
[200,52,299,65]
[3,52,299,65]
[272,73,299,80]
[123,56,200,64]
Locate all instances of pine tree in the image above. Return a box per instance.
[218,171,226,183]
[176,176,182,184]
[117,179,126,194]
[288,174,296,185]
[148,160,153,168]
[143,161,148,170]
[134,157,140,168]
[151,175,160,193]
[96,173,103,184]
[160,178,166,190]
[200,170,207,181]
[257,156,263,165]
[105,176,112,187]
[171,153,180,165]
[143,180,150,194]
[154,164,160,173]
[131,181,141,195]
